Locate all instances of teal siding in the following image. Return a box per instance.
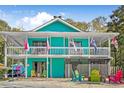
[52,58,65,78]
[50,37,64,55]
[65,38,69,47]
[36,21,79,32]
[51,37,64,47]
[50,37,65,77]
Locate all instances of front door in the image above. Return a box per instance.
[33,62,47,77]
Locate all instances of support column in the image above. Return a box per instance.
[108,61,111,75]
[47,57,49,78]
[25,34,28,78]
[68,64,70,78]
[108,38,111,75]
[50,58,52,78]
[47,37,49,78]
[68,36,70,78]
[4,35,7,67]
[64,36,65,55]
[12,58,14,78]
[108,38,111,57]
[88,37,91,77]
[88,37,90,58]
[88,60,91,77]
[68,36,70,56]
[25,57,28,78]
[50,36,52,78]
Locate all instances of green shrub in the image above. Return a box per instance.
[0,68,8,79]
[90,69,101,82]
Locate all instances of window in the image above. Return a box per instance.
[70,41,82,47]
[32,41,47,54]
[75,41,82,47]
[32,41,47,47]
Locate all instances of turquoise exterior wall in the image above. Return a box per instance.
[50,37,65,77]
[50,37,64,55]
[36,20,79,32]
[51,58,65,78]
[27,20,89,78]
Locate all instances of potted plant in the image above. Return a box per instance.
[90,69,101,83]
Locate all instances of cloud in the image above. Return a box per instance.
[16,12,53,30]
[59,12,65,16]
[0,10,11,21]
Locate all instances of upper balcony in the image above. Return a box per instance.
[7,47,109,58]
[0,32,119,59]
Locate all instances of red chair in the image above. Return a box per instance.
[108,70,123,83]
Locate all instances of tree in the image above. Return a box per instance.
[0,19,21,64]
[89,16,108,32]
[65,18,88,31]
[107,5,124,73]
[75,22,89,31]
[0,20,11,31]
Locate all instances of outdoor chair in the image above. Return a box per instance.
[71,69,83,81]
[108,69,123,83]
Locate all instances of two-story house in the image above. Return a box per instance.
[0,16,119,78]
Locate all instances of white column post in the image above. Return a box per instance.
[47,36,49,78]
[88,37,90,58]
[4,35,7,67]
[25,34,28,78]
[25,56,28,78]
[47,57,49,78]
[64,36,65,55]
[108,38,111,75]
[68,36,70,78]
[88,37,91,77]
[108,38,111,57]
[50,36,52,78]
[68,64,70,78]
[89,60,91,77]
[12,58,14,78]
[50,58,52,78]
[68,36,70,56]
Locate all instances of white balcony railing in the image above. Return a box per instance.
[7,47,109,57]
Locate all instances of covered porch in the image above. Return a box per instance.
[64,57,111,78]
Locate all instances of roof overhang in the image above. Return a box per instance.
[0,31,119,46]
[0,31,119,38]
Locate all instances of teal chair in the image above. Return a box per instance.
[72,69,85,81]
[72,69,81,81]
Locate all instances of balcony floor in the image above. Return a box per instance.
[7,54,111,60]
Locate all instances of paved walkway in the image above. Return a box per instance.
[0,78,124,88]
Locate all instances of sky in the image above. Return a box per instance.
[0,5,120,30]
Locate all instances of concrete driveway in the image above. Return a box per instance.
[0,78,124,88]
